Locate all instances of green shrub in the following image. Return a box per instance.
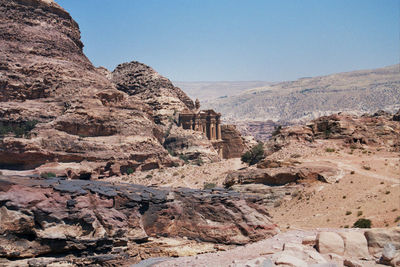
[40,172,56,179]
[353,218,372,228]
[126,168,134,175]
[145,174,153,179]
[241,143,265,166]
[325,148,335,153]
[357,211,363,217]
[0,120,38,138]
[346,211,352,215]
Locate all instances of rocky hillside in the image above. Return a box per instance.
[111,61,195,126]
[197,65,400,140]
[0,0,175,174]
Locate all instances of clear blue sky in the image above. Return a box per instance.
[57,0,399,82]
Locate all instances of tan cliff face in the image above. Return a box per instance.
[0,0,175,173]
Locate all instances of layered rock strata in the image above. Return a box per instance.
[0,0,174,173]
[111,61,195,126]
[0,175,278,263]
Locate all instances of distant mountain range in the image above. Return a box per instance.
[176,64,400,140]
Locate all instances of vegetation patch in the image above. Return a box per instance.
[241,143,265,166]
[40,172,56,179]
[353,218,372,228]
[0,120,38,138]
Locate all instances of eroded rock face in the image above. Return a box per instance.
[163,125,220,163]
[0,0,173,172]
[221,125,246,159]
[0,175,278,262]
[224,162,341,187]
[111,61,195,125]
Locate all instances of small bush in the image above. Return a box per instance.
[40,172,56,179]
[126,168,134,175]
[385,191,391,195]
[173,172,179,176]
[395,216,400,223]
[241,143,265,166]
[145,174,153,179]
[357,211,363,217]
[350,171,355,175]
[362,165,371,170]
[291,154,301,158]
[342,195,346,199]
[325,148,335,153]
[179,154,189,164]
[353,218,372,228]
[346,211,352,216]
[203,182,216,190]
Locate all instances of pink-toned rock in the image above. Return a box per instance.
[317,232,345,255]
[339,232,369,259]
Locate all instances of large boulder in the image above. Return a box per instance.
[365,227,400,254]
[316,232,345,255]
[339,232,369,259]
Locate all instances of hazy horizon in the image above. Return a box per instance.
[57,0,399,82]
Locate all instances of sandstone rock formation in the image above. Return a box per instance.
[0,0,175,174]
[224,162,341,187]
[163,125,220,163]
[111,61,195,126]
[0,175,278,264]
[220,125,247,158]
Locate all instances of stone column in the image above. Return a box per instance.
[217,123,222,140]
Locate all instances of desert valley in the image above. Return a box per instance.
[0,1,399,267]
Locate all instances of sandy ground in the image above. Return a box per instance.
[109,158,245,189]
[270,140,400,229]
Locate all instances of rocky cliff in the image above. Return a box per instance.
[111,61,195,126]
[0,0,175,174]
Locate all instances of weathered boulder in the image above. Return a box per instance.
[317,232,345,255]
[364,227,400,254]
[339,232,369,259]
[0,175,278,262]
[380,243,397,265]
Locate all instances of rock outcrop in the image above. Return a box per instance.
[0,0,174,173]
[224,162,342,187]
[220,125,246,159]
[0,175,278,264]
[163,125,220,163]
[111,61,195,126]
